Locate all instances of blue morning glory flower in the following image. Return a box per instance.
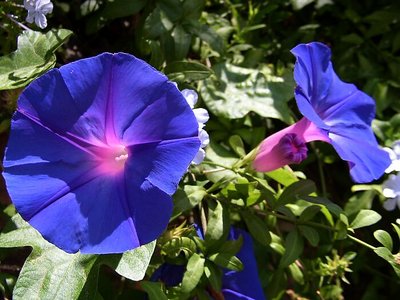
[152,227,265,300]
[254,42,390,183]
[3,53,201,254]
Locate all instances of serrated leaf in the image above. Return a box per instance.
[350,209,381,229]
[0,214,155,299]
[165,61,213,82]
[0,29,72,90]
[200,63,294,123]
[181,253,205,294]
[374,230,393,251]
[279,230,304,269]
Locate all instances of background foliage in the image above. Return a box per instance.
[1,0,400,299]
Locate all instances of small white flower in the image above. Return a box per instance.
[382,173,400,211]
[384,140,400,173]
[24,0,53,29]
[181,89,210,164]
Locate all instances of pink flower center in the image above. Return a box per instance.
[278,133,308,164]
[97,144,129,174]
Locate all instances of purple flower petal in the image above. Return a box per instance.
[126,139,200,196]
[329,124,390,183]
[3,53,200,253]
[222,228,265,300]
[253,118,329,172]
[254,42,390,182]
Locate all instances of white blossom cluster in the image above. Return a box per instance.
[24,0,53,29]
[181,89,210,165]
[382,141,400,210]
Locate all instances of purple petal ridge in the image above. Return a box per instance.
[3,52,200,253]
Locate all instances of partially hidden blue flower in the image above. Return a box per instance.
[24,0,53,29]
[253,42,390,183]
[383,140,400,173]
[181,89,210,164]
[152,227,265,300]
[3,53,201,254]
[382,173,400,211]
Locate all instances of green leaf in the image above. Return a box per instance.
[299,205,321,222]
[188,22,225,54]
[0,29,73,90]
[218,235,243,255]
[276,180,316,209]
[161,237,197,258]
[203,141,239,183]
[373,247,400,278]
[181,253,205,294]
[0,214,155,299]
[141,281,168,300]
[172,185,207,219]
[200,63,294,123]
[279,230,304,269]
[102,242,156,281]
[241,211,271,246]
[86,0,147,33]
[265,168,298,186]
[288,263,304,285]
[350,209,382,229]
[228,135,246,157]
[207,253,243,271]
[204,261,222,292]
[205,200,229,249]
[392,223,400,241]
[299,225,319,247]
[303,196,343,218]
[165,61,213,82]
[101,0,147,19]
[171,25,191,60]
[374,230,393,251]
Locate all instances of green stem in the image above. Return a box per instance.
[347,234,377,251]
[201,161,234,170]
[312,144,327,198]
[254,208,338,232]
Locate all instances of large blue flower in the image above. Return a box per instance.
[254,42,390,183]
[3,53,201,254]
